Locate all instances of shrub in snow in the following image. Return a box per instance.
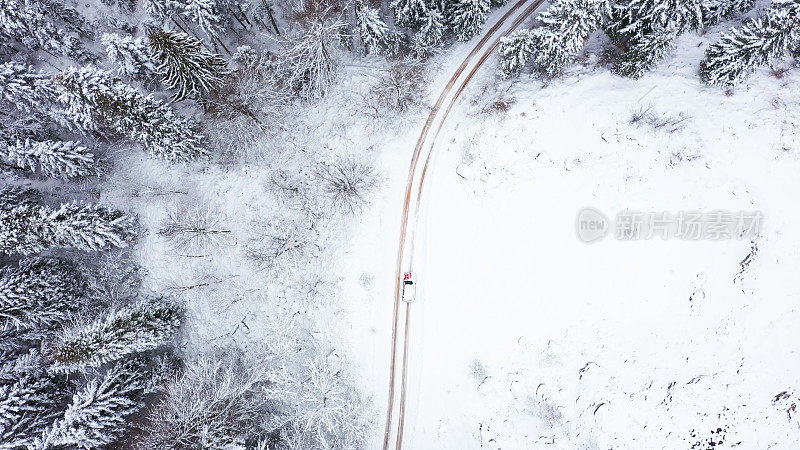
[0,187,136,256]
[367,58,427,115]
[203,47,293,161]
[1,138,96,179]
[37,359,148,449]
[315,156,380,214]
[52,298,181,370]
[159,203,232,252]
[54,65,209,162]
[148,29,228,102]
[0,257,86,332]
[79,250,144,306]
[246,216,320,271]
[700,0,800,86]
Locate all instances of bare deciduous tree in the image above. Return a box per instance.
[315,156,379,214]
[245,216,320,271]
[138,350,273,449]
[159,203,233,253]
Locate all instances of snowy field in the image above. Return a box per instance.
[341,27,800,449]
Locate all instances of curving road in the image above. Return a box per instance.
[382,0,547,448]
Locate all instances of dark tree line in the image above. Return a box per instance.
[498,0,800,86]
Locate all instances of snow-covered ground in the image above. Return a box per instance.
[341,23,800,450]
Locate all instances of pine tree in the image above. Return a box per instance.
[101,33,158,80]
[0,0,78,57]
[54,66,209,162]
[0,187,137,256]
[392,0,431,28]
[449,0,490,41]
[700,1,800,86]
[356,2,400,56]
[53,299,182,371]
[0,187,48,256]
[701,0,754,26]
[611,0,703,37]
[528,0,608,76]
[612,25,679,77]
[1,138,96,179]
[38,359,147,449]
[181,0,222,40]
[411,6,447,55]
[0,62,59,120]
[498,29,538,77]
[46,202,137,253]
[0,257,86,333]
[148,30,228,101]
[0,359,67,448]
[145,0,222,40]
[608,0,704,77]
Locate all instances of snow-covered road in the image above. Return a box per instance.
[381,0,546,448]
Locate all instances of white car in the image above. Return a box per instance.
[402,271,416,303]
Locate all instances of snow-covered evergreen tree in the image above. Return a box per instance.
[0,187,136,256]
[611,0,703,37]
[0,187,48,256]
[0,0,79,57]
[612,25,679,77]
[1,138,96,179]
[53,299,181,370]
[148,29,228,101]
[0,62,59,120]
[498,29,538,78]
[182,0,222,39]
[356,1,400,56]
[102,33,158,80]
[145,0,222,40]
[411,6,447,55]
[701,0,755,25]
[0,363,66,448]
[38,359,147,449]
[608,0,705,77]
[448,0,490,41]
[54,66,209,162]
[392,0,431,28]
[700,0,800,86]
[0,257,85,332]
[528,0,609,76]
[46,202,137,252]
